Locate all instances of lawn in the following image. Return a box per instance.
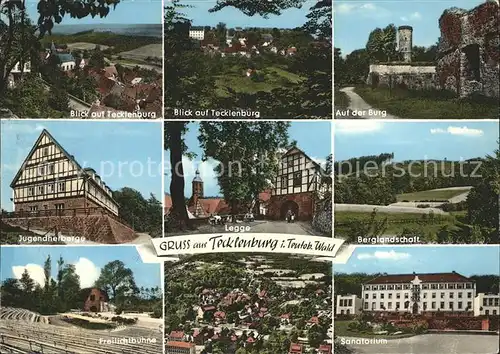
[335,320,416,339]
[334,211,459,239]
[118,44,163,61]
[354,87,498,119]
[396,188,471,202]
[215,65,304,97]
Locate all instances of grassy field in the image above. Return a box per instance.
[396,188,471,202]
[118,44,162,61]
[335,320,416,339]
[334,211,460,237]
[215,65,304,97]
[354,87,498,119]
[66,42,110,51]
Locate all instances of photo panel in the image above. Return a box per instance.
[333,245,500,354]
[161,120,339,259]
[0,0,163,119]
[164,253,333,354]
[165,0,332,119]
[333,120,499,245]
[0,120,163,245]
[0,245,164,354]
[333,0,499,119]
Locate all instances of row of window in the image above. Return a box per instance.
[364,291,474,300]
[25,203,65,212]
[339,299,353,307]
[27,183,66,196]
[364,283,474,291]
[483,298,500,306]
[364,301,474,311]
[280,172,303,189]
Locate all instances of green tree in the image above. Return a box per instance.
[366,24,398,62]
[48,84,69,112]
[95,260,138,300]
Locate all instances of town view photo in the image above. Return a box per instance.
[0,245,163,354]
[334,0,499,119]
[164,121,332,238]
[165,0,332,119]
[164,253,333,354]
[334,246,500,354]
[0,0,163,119]
[334,120,499,245]
[0,120,163,245]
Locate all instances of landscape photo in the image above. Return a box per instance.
[0,245,163,354]
[334,0,499,119]
[165,0,332,119]
[1,120,162,245]
[164,253,333,354]
[164,121,332,238]
[334,245,500,354]
[0,0,162,118]
[334,120,499,244]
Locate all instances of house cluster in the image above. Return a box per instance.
[336,272,500,317]
[189,26,299,58]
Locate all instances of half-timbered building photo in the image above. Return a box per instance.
[164,121,332,237]
[0,120,163,245]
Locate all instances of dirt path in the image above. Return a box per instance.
[336,87,402,119]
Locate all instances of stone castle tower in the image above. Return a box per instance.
[192,168,204,199]
[398,25,413,62]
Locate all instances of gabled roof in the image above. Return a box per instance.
[282,146,326,174]
[10,129,84,188]
[364,272,472,285]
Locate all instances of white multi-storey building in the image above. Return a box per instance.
[474,293,500,316]
[336,294,362,315]
[361,272,476,315]
[189,27,205,41]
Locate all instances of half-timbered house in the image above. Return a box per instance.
[267,146,327,220]
[10,129,119,216]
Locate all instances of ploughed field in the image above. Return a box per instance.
[0,307,161,354]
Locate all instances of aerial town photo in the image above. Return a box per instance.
[164,121,332,238]
[334,120,499,244]
[334,0,499,119]
[0,0,162,119]
[165,0,332,119]
[0,120,162,245]
[334,246,500,354]
[164,253,333,354]
[0,245,163,354]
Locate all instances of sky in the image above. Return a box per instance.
[0,121,162,212]
[165,121,332,197]
[23,0,162,25]
[334,120,499,161]
[0,245,162,289]
[335,246,500,276]
[334,0,487,55]
[182,0,314,28]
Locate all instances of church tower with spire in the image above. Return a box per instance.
[192,168,204,198]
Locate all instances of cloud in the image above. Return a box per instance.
[430,126,484,137]
[357,250,411,261]
[334,3,391,17]
[12,264,46,287]
[74,258,101,288]
[401,12,422,22]
[312,157,327,169]
[335,121,384,135]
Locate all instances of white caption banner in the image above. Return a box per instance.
[151,234,346,258]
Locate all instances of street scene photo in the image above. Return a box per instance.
[165,0,332,119]
[334,245,499,354]
[165,253,333,354]
[1,120,162,245]
[0,245,163,354]
[164,121,332,238]
[334,120,499,245]
[334,0,499,119]
[0,0,162,118]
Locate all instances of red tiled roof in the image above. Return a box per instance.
[364,272,472,285]
[280,313,290,319]
[214,311,226,319]
[201,305,216,311]
[166,341,194,349]
[169,331,184,339]
[319,344,332,354]
[246,337,256,343]
[164,194,172,214]
[289,343,303,353]
[103,65,118,78]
